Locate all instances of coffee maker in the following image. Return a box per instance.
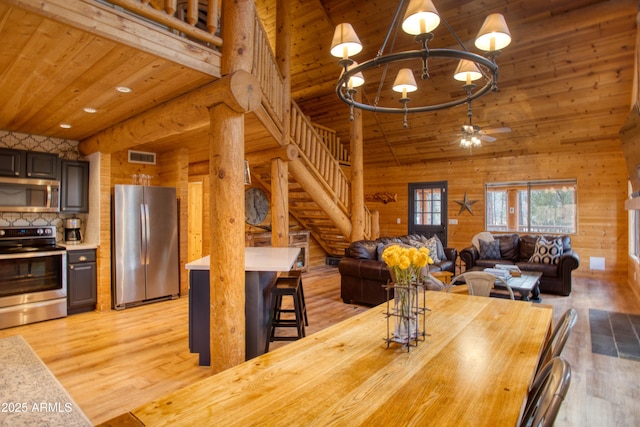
[64,217,82,245]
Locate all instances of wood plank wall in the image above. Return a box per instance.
[362,149,630,284]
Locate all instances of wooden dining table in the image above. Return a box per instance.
[117,291,553,426]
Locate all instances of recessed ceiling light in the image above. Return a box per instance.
[60,123,72,129]
[83,107,97,113]
[116,86,132,93]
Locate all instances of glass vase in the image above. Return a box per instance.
[393,285,417,343]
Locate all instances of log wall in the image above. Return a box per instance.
[363,149,630,283]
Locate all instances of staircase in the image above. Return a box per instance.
[251,16,375,256]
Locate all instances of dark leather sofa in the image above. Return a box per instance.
[459,234,580,296]
[338,234,457,306]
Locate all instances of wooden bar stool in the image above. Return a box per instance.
[276,270,308,326]
[265,272,307,352]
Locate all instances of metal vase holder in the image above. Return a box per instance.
[384,280,429,351]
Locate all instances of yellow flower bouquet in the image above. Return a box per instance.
[381,244,433,286]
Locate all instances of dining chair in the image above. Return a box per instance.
[447,271,515,300]
[520,357,572,427]
[536,308,578,375]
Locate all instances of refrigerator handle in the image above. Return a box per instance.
[144,203,151,265]
[140,204,147,265]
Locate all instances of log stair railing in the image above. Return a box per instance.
[251,15,375,256]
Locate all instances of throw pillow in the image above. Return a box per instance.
[472,231,494,251]
[529,237,564,264]
[422,237,441,264]
[407,238,440,264]
[431,234,447,262]
[479,239,501,260]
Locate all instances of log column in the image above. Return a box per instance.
[208,0,256,372]
[350,91,365,241]
[271,0,292,247]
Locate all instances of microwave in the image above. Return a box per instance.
[0,177,60,212]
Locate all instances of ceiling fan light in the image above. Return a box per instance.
[475,13,511,52]
[402,0,440,35]
[453,60,483,83]
[392,68,418,93]
[330,23,363,59]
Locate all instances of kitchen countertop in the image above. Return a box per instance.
[59,243,98,250]
[186,247,300,272]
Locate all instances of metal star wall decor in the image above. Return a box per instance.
[454,192,479,215]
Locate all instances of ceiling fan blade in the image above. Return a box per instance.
[481,135,497,143]
[482,127,511,135]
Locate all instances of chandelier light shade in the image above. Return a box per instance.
[330,23,363,59]
[401,0,440,35]
[453,60,483,84]
[331,0,512,128]
[392,68,418,97]
[474,13,512,52]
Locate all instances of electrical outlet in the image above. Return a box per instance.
[449,218,458,225]
[396,218,401,224]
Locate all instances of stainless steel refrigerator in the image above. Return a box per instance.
[112,185,179,309]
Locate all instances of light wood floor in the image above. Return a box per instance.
[0,266,639,426]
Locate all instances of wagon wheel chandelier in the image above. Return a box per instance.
[330,0,512,127]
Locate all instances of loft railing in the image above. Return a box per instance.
[101,0,222,48]
[311,124,351,166]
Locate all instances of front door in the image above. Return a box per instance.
[408,181,448,246]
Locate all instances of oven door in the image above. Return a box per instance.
[0,250,67,308]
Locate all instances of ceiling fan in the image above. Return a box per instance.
[460,123,511,146]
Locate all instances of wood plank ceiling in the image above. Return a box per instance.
[0,0,637,169]
[258,0,638,166]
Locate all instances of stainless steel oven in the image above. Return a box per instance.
[0,226,67,329]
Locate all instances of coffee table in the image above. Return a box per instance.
[497,271,542,302]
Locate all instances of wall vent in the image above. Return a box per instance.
[128,150,156,165]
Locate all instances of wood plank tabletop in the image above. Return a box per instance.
[118,292,553,426]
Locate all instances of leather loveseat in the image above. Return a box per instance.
[459,234,580,296]
[338,234,457,306]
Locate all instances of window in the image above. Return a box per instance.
[413,188,442,226]
[486,180,577,234]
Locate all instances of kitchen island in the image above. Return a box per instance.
[186,247,300,365]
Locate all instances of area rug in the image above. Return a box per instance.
[0,335,92,426]
[589,308,640,361]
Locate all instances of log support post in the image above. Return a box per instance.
[271,158,289,246]
[271,0,291,248]
[209,0,256,373]
[350,91,365,241]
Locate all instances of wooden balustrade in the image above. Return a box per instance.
[252,16,285,124]
[311,123,351,165]
[290,103,351,211]
[105,0,222,47]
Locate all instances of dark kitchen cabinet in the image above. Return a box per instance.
[67,249,97,314]
[0,148,59,179]
[60,160,89,213]
[0,148,25,177]
[26,151,59,179]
